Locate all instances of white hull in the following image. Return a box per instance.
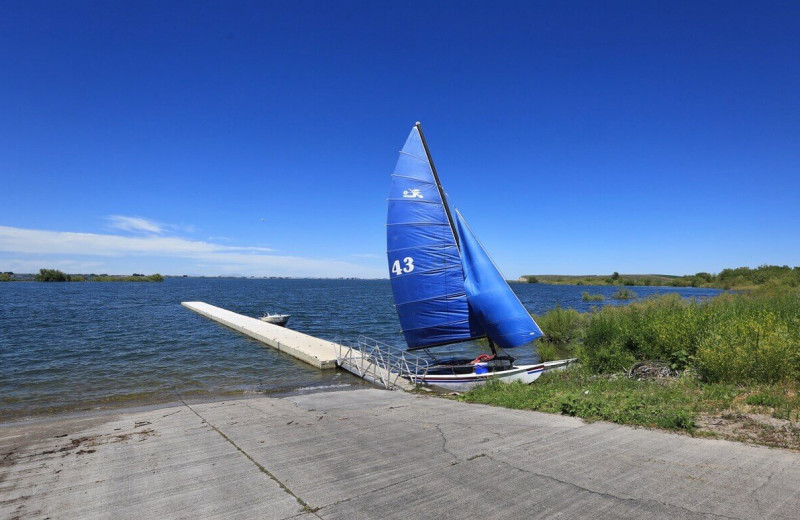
[411,358,577,392]
[259,314,290,326]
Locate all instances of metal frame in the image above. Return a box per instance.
[335,336,430,390]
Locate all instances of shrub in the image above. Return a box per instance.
[536,305,585,344]
[35,269,69,282]
[575,288,800,382]
[536,342,558,362]
[581,292,604,302]
[612,288,637,300]
[695,312,799,384]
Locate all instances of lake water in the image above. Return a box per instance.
[0,278,722,421]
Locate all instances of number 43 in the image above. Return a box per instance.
[391,257,415,276]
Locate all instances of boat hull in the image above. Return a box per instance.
[411,358,577,392]
[259,315,290,326]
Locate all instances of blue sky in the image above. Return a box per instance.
[1,1,798,278]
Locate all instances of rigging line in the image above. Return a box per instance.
[390,173,436,184]
[397,150,429,162]
[385,198,441,205]
[406,334,488,350]
[386,222,450,227]
[395,292,467,307]
[386,244,459,253]
[415,122,460,249]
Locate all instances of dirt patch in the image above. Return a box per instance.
[30,428,158,459]
[696,412,800,451]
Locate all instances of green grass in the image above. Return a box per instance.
[461,368,735,432]
[469,284,800,449]
[578,286,800,383]
[460,367,800,435]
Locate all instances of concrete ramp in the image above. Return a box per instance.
[181,301,338,369]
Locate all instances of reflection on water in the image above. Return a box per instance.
[0,278,721,421]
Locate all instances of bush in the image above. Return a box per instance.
[536,305,585,344]
[695,312,799,383]
[35,269,69,282]
[536,342,558,362]
[612,288,637,300]
[576,287,800,382]
[581,292,604,302]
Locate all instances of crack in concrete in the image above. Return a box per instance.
[175,395,322,519]
[485,454,742,519]
[434,424,460,463]
[747,461,797,518]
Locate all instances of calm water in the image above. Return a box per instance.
[0,279,721,421]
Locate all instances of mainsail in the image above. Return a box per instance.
[387,124,485,349]
[387,123,543,351]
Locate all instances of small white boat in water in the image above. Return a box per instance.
[260,313,290,326]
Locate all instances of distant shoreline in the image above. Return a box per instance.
[520,265,799,290]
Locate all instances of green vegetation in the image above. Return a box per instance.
[35,269,71,282]
[461,370,800,448]
[0,272,12,282]
[89,273,164,282]
[463,283,800,449]
[611,288,637,300]
[581,292,604,302]
[31,269,164,282]
[535,305,585,345]
[578,286,800,383]
[521,264,800,289]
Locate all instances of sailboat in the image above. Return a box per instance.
[387,122,575,392]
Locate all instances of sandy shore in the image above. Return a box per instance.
[2,388,800,519]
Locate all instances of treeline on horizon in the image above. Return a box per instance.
[0,269,164,282]
[521,265,800,290]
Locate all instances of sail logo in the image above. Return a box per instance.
[402,188,424,199]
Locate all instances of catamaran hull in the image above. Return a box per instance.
[411,358,577,393]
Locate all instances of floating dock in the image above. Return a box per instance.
[181,301,415,390]
[181,301,338,369]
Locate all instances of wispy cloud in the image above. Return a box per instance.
[107,215,164,234]
[351,253,380,259]
[0,225,383,278]
[0,225,273,256]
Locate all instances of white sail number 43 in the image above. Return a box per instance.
[391,257,415,276]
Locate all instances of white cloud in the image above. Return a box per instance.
[0,225,384,278]
[351,253,380,259]
[0,225,276,256]
[107,215,164,234]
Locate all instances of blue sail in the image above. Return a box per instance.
[455,210,544,348]
[387,126,485,349]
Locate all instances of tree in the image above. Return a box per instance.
[35,269,70,282]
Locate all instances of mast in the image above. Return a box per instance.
[415,122,460,248]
